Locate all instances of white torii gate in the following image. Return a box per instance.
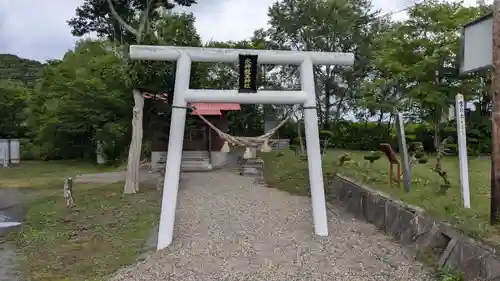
[129,45,355,250]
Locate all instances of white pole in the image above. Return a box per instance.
[455,94,471,209]
[395,112,411,192]
[157,55,191,250]
[300,58,329,236]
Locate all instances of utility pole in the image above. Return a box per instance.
[491,0,500,224]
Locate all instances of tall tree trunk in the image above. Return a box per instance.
[333,96,346,122]
[124,89,144,194]
[432,113,445,190]
[105,0,153,194]
[387,113,393,136]
[324,78,331,130]
[433,115,441,151]
[434,137,451,194]
[377,110,384,127]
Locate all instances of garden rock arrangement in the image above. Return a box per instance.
[327,175,500,281]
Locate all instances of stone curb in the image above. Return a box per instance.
[327,175,500,281]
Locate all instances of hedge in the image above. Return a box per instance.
[278,120,491,155]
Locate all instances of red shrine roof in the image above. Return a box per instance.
[143,92,240,116]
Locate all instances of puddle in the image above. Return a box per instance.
[0,189,26,281]
[0,213,22,232]
[0,212,22,281]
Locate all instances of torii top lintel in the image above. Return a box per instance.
[128,45,355,66]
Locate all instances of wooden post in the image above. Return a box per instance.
[389,163,401,186]
[380,143,401,186]
[64,177,75,208]
[389,163,393,184]
[397,164,401,184]
[491,0,500,224]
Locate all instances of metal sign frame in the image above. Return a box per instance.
[460,12,493,74]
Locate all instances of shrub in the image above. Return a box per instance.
[338,152,351,166]
[418,157,428,164]
[364,151,381,164]
[19,139,39,160]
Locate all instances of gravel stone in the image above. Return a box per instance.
[109,171,433,281]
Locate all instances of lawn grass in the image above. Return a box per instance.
[0,160,117,189]
[1,161,161,281]
[262,149,500,247]
[12,183,161,281]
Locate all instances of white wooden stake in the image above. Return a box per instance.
[456,94,471,208]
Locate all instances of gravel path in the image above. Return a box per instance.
[75,171,160,185]
[109,171,433,281]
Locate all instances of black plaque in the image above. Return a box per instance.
[238,54,258,93]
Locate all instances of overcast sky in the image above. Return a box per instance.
[0,0,488,62]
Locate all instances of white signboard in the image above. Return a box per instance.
[0,140,9,168]
[455,94,471,209]
[460,13,492,74]
[9,139,20,164]
[0,139,21,167]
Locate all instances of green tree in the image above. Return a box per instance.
[142,12,206,159]
[0,54,44,87]
[380,0,486,149]
[0,80,30,138]
[68,0,197,42]
[266,0,386,128]
[26,40,131,160]
[69,0,200,194]
[356,20,408,131]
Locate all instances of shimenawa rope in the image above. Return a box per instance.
[188,105,290,158]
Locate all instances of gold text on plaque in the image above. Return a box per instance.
[243,58,252,88]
